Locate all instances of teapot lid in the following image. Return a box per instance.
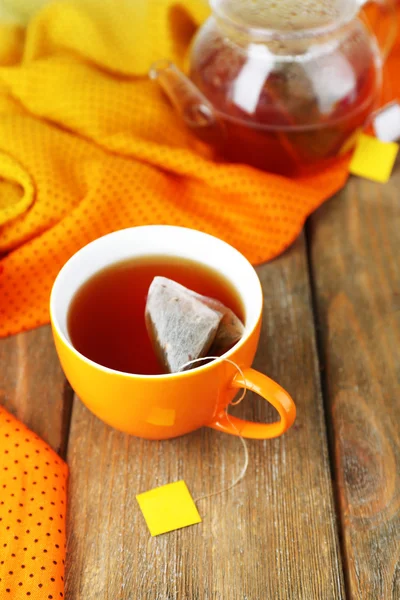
[211,0,359,37]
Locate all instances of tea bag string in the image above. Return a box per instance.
[178,357,249,503]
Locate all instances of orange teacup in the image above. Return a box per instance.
[50,226,296,440]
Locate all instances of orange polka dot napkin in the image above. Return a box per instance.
[0,407,67,599]
[0,0,399,338]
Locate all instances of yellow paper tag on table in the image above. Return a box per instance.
[136,480,202,536]
[349,134,399,183]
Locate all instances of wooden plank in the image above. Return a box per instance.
[309,170,400,600]
[65,236,345,600]
[0,325,73,456]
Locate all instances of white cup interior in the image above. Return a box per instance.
[50,226,263,364]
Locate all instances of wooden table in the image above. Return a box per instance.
[1,169,399,600]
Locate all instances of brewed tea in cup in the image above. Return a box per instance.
[67,255,243,376]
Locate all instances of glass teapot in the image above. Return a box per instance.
[150,0,397,175]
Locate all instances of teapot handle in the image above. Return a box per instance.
[149,60,223,143]
[360,0,398,61]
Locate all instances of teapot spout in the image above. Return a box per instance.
[149,60,222,143]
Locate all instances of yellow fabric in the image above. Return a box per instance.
[0,0,376,337]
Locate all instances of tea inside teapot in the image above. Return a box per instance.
[188,0,381,174]
[151,0,391,175]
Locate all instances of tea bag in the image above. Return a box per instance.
[145,277,244,373]
[197,293,245,357]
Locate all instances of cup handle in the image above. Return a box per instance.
[207,368,296,440]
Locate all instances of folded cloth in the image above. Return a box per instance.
[0,406,68,599]
[0,0,399,337]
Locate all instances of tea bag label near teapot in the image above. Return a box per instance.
[145,277,244,373]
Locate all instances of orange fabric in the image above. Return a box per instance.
[0,1,399,338]
[0,407,67,599]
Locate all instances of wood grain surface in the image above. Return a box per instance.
[309,170,400,599]
[65,236,345,600]
[0,325,73,456]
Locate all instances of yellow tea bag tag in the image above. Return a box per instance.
[136,480,201,536]
[349,134,399,183]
